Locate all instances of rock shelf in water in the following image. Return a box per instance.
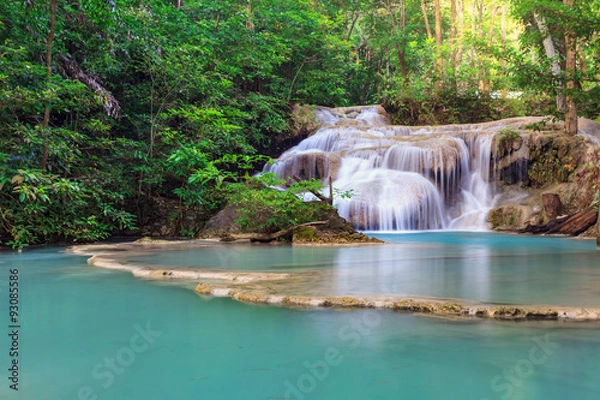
[69,240,600,322]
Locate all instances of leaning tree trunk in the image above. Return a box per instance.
[41,0,57,171]
[563,0,578,136]
[420,0,433,39]
[534,13,565,113]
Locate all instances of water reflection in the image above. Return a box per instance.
[114,233,600,307]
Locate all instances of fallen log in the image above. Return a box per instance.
[222,221,329,243]
[518,206,598,236]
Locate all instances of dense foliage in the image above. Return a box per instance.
[0,0,598,247]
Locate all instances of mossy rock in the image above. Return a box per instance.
[195,283,213,295]
[525,309,559,319]
[322,297,368,308]
[234,292,270,303]
[487,205,528,230]
[392,300,435,313]
[440,303,463,313]
[493,307,528,318]
[527,133,585,187]
[293,226,317,242]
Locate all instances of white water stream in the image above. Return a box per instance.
[265,106,538,231]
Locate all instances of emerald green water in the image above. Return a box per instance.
[0,233,599,400]
[124,233,600,307]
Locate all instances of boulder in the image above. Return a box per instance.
[199,206,242,238]
[487,205,530,230]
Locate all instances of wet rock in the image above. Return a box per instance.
[322,297,369,308]
[525,309,559,319]
[233,292,270,304]
[492,130,599,229]
[195,283,213,295]
[273,152,341,182]
[492,132,530,185]
[474,308,489,317]
[391,300,435,313]
[440,303,463,313]
[148,269,174,278]
[264,104,320,158]
[493,307,527,318]
[282,296,315,307]
[487,205,528,230]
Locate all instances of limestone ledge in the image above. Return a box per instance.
[68,241,292,283]
[80,255,290,284]
[68,240,600,322]
[194,282,600,321]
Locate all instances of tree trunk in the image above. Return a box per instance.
[450,0,457,71]
[476,0,485,92]
[434,0,443,87]
[500,5,507,97]
[480,5,498,93]
[519,207,597,236]
[174,0,183,8]
[385,0,407,77]
[469,0,477,85]
[534,13,565,112]
[41,0,57,171]
[346,12,359,41]
[563,0,578,136]
[245,0,254,31]
[455,0,464,80]
[420,0,433,40]
[399,0,407,76]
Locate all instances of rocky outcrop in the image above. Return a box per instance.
[199,205,243,238]
[489,123,600,236]
[139,196,205,238]
[199,201,383,245]
[272,152,341,182]
[264,104,321,158]
[487,205,531,231]
[291,215,382,245]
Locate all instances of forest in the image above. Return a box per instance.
[0,0,598,248]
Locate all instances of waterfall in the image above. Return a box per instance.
[264,106,534,231]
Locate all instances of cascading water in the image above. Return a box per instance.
[265,106,537,231]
